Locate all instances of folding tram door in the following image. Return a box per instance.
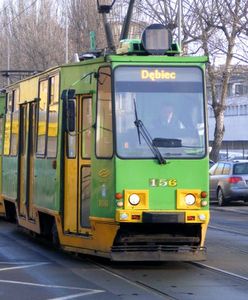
[18,101,37,221]
[63,95,92,234]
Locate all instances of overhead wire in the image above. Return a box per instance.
[0,0,39,29]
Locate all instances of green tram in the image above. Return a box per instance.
[0,29,209,261]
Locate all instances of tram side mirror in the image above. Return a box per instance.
[68,100,76,132]
[61,89,76,132]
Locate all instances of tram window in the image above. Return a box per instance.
[0,117,3,153]
[4,89,20,156]
[3,113,11,155]
[7,93,13,112]
[19,105,27,155]
[37,79,48,156]
[0,94,6,153]
[12,88,19,112]
[47,75,59,158]
[66,99,78,158]
[82,97,92,159]
[4,93,12,156]
[96,67,113,158]
[10,89,20,156]
[80,166,91,228]
[68,134,76,158]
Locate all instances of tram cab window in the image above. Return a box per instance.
[96,67,113,158]
[114,66,206,159]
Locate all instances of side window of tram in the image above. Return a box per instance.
[47,75,59,158]
[3,93,12,155]
[37,80,48,156]
[10,89,20,156]
[96,67,113,158]
[4,89,20,156]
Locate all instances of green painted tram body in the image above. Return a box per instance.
[0,53,209,261]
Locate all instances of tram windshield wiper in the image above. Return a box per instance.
[133,98,166,165]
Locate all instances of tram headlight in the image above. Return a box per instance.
[184,194,196,206]
[129,194,140,206]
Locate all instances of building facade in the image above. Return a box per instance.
[208,67,248,159]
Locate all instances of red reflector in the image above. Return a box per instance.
[201,191,208,198]
[131,215,141,220]
[115,193,123,199]
[228,176,242,184]
[187,216,195,221]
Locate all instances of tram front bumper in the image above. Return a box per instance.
[111,245,207,261]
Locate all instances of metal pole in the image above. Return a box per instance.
[65,5,69,63]
[7,35,10,85]
[119,0,135,41]
[102,12,115,52]
[178,0,182,52]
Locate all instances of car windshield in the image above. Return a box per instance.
[114,66,206,159]
[233,163,248,174]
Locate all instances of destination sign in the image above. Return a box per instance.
[141,69,176,81]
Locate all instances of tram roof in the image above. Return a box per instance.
[4,54,208,90]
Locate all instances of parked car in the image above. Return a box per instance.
[209,160,248,206]
[209,160,215,168]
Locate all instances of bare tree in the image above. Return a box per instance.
[61,0,106,54]
[128,0,248,162]
[0,0,65,74]
[185,0,248,161]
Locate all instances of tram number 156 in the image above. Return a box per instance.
[149,178,177,187]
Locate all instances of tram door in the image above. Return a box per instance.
[64,95,92,233]
[18,102,36,220]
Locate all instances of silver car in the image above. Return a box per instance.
[209,160,248,206]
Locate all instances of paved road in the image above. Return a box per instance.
[0,205,247,300]
[0,220,163,300]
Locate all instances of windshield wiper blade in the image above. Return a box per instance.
[133,98,141,144]
[133,98,166,165]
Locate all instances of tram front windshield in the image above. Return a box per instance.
[114,66,206,159]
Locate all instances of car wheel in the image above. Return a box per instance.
[217,188,226,206]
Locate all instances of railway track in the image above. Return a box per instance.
[191,262,248,282]
[86,256,248,300]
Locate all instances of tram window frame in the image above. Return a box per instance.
[0,116,3,155]
[0,95,6,154]
[19,105,27,156]
[3,93,12,156]
[4,88,20,157]
[96,66,113,159]
[36,79,49,157]
[10,88,20,156]
[47,74,59,158]
[66,97,77,159]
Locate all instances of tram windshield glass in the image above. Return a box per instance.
[114,66,206,159]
